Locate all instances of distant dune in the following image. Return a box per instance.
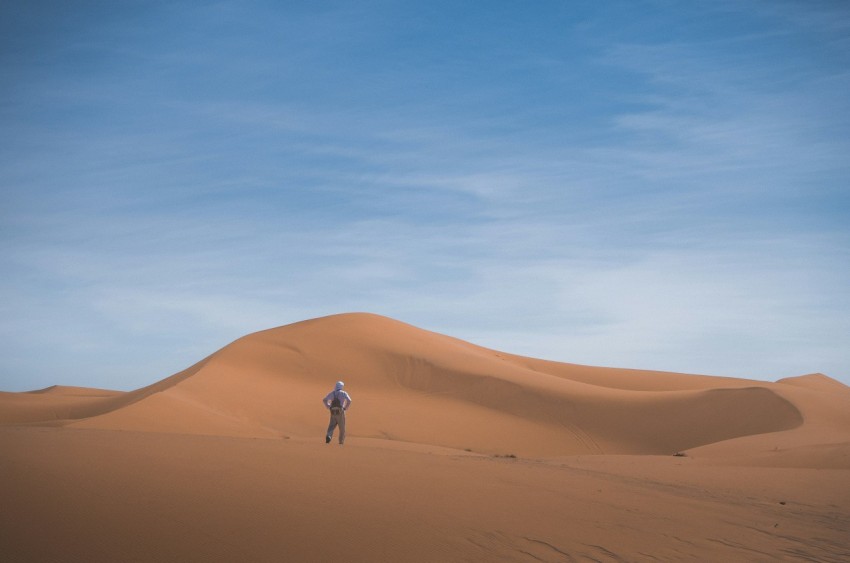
[2,312,849,561]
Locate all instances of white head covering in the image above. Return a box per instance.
[335,381,345,390]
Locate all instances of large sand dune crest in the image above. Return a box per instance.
[3,312,839,458]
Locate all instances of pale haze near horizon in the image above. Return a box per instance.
[1,1,849,391]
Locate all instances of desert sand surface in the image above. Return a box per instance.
[2,312,849,561]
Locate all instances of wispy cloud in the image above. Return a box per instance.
[1,1,848,390]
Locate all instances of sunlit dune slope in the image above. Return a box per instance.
[3,313,846,458]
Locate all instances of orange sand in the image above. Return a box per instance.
[2,313,848,561]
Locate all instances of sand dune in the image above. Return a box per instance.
[2,312,849,561]
[5,312,821,456]
[0,385,125,425]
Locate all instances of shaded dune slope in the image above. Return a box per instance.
[3,313,842,457]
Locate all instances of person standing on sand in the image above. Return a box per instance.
[323,381,352,445]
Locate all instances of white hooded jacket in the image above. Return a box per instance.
[323,382,352,411]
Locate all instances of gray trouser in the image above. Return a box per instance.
[327,408,346,444]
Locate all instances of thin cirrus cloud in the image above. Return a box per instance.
[1,1,848,391]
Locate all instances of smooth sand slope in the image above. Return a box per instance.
[2,312,849,561]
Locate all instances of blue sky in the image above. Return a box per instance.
[2,1,849,391]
